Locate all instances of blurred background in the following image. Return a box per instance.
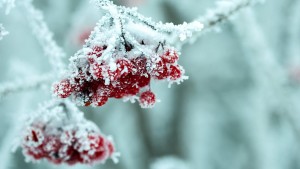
[1,0,300,169]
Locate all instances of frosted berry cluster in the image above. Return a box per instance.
[21,101,117,165]
[53,20,188,108]
[54,45,186,108]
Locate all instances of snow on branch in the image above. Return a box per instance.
[22,0,66,74]
[0,73,54,100]
[91,0,204,43]
[0,24,9,40]
[90,0,262,47]
[0,0,15,14]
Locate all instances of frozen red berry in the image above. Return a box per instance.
[115,58,133,77]
[161,49,179,64]
[139,91,156,108]
[53,79,73,98]
[168,65,182,80]
[150,60,169,80]
[92,94,108,107]
[91,62,106,79]
[21,101,117,165]
[87,46,107,63]
[54,39,186,108]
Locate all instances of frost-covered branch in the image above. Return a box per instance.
[0,0,15,14]
[91,0,262,47]
[22,0,66,74]
[199,0,262,32]
[91,0,204,44]
[119,6,203,42]
[173,0,263,46]
[0,73,54,100]
[0,24,9,40]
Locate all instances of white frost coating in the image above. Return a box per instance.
[91,0,203,44]
[0,0,15,14]
[0,73,54,100]
[90,0,261,48]
[22,0,66,74]
[123,95,139,103]
[0,24,9,40]
[125,22,165,45]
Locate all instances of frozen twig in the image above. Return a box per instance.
[0,24,9,40]
[199,0,263,32]
[22,0,66,74]
[0,0,15,14]
[0,73,54,100]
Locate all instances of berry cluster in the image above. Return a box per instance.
[54,45,186,108]
[21,101,116,165]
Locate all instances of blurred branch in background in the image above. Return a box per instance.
[0,73,54,100]
[0,0,15,14]
[22,0,66,74]
[234,9,288,169]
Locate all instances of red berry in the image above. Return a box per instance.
[92,94,108,107]
[138,74,151,87]
[168,65,182,80]
[150,60,169,80]
[115,58,133,77]
[132,57,147,75]
[53,79,73,98]
[161,49,179,64]
[82,135,108,162]
[139,91,156,108]
[91,62,106,79]
[87,46,107,63]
